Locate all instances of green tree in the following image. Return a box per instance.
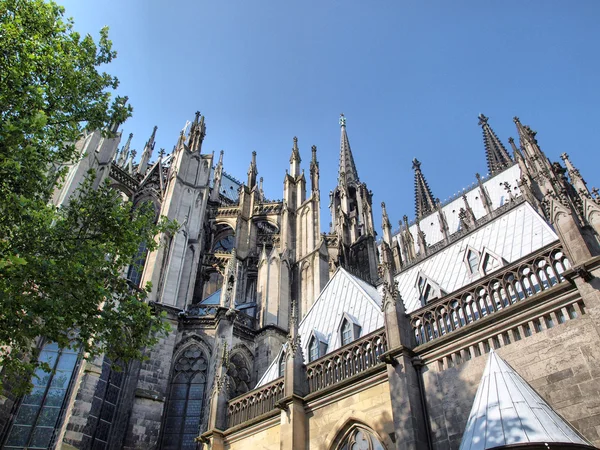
[0,0,173,394]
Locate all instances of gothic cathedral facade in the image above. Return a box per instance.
[2,112,600,450]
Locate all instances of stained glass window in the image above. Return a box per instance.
[4,342,79,449]
[337,426,386,450]
[87,359,126,450]
[127,241,148,287]
[161,346,208,450]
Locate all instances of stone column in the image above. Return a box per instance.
[278,302,308,450]
[380,252,430,450]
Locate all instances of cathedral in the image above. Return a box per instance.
[2,111,600,450]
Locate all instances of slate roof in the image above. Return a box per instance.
[459,350,591,450]
[257,267,384,386]
[392,201,558,314]
[401,164,523,253]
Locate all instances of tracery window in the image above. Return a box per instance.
[227,353,251,399]
[336,426,386,450]
[87,359,126,449]
[4,342,79,449]
[127,240,148,287]
[161,346,208,450]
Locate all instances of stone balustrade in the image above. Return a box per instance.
[306,329,387,394]
[227,377,284,428]
[410,242,570,345]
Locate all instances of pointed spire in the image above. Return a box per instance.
[400,216,416,263]
[137,125,157,175]
[126,150,136,175]
[475,173,493,216]
[460,351,593,450]
[117,133,133,167]
[210,150,225,203]
[416,219,428,256]
[289,136,301,177]
[436,199,450,243]
[338,114,360,186]
[310,145,319,192]
[478,114,512,175]
[561,152,589,196]
[412,158,436,219]
[381,202,392,245]
[247,151,258,189]
[462,194,477,227]
[188,111,206,153]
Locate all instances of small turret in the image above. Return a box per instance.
[210,150,224,203]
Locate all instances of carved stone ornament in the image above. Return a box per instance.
[381,280,400,311]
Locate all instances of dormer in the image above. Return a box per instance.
[338,312,361,347]
[479,247,506,276]
[415,271,447,306]
[463,246,481,276]
[306,330,328,362]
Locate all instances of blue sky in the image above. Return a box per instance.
[58,1,600,233]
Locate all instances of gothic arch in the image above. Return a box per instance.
[227,346,253,398]
[161,342,210,450]
[324,413,393,450]
[172,334,212,362]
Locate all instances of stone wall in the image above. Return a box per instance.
[423,301,600,449]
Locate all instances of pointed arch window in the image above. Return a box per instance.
[4,342,79,449]
[308,336,319,362]
[161,346,208,450]
[341,319,353,346]
[336,425,386,450]
[339,314,361,347]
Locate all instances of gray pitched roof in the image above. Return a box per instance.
[459,350,591,450]
[256,267,383,386]
[392,201,558,314]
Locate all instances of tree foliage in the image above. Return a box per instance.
[0,0,173,393]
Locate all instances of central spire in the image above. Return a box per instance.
[338,113,359,186]
[412,158,436,219]
[478,114,512,175]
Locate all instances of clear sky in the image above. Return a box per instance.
[58,0,600,233]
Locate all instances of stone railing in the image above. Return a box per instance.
[227,377,284,428]
[110,162,139,193]
[306,329,387,394]
[410,242,570,345]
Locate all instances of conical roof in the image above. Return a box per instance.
[460,350,593,450]
[478,114,512,175]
